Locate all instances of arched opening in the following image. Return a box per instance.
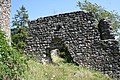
[49,36,74,63]
[54,25,62,31]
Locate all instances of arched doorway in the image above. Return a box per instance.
[49,36,74,63]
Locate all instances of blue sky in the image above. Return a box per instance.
[11,0,120,21]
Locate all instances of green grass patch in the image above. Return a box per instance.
[25,60,112,80]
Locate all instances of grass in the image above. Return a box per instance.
[25,59,112,80]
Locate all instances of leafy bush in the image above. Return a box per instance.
[0,27,27,80]
[11,27,28,51]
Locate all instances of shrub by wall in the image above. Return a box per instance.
[0,27,27,80]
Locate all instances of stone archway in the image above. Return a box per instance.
[25,11,120,79]
[25,11,100,65]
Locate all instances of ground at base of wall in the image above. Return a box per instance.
[24,59,112,80]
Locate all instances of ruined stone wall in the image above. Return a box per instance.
[0,0,11,41]
[25,11,120,79]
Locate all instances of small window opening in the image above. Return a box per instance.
[54,25,62,31]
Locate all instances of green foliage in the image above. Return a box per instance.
[77,0,120,31]
[11,27,28,51]
[11,5,29,51]
[0,27,27,79]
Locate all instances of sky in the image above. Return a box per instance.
[11,0,120,22]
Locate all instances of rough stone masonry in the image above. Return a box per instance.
[0,0,11,43]
[25,11,120,79]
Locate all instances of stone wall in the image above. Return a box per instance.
[0,0,11,42]
[25,11,120,79]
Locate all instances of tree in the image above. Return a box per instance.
[77,0,120,32]
[12,5,29,28]
[11,5,29,51]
